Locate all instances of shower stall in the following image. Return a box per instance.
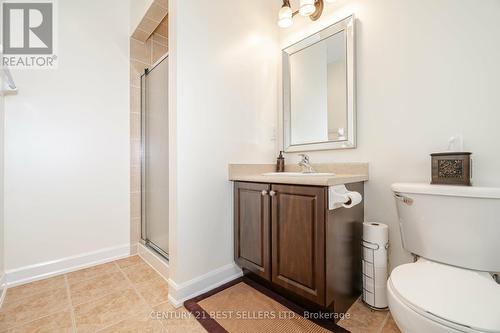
[140,55,169,260]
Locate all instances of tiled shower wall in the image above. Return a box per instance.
[130,8,169,252]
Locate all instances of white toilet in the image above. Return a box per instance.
[388,183,500,333]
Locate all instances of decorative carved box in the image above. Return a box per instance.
[431,152,472,186]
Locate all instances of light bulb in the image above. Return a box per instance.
[278,5,293,28]
[299,0,316,16]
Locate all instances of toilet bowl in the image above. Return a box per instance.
[387,259,500,333]
[389,183,500,333]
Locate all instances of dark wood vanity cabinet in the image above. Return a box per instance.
[271,184,326,305]
[234,182,271,280]
[234,181,364,316]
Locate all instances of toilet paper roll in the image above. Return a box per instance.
[342,191,362,208]
[362,261,388,282]
[363,222,389,268]
[363,222,389,245]
[363,285,388,309]
[363,246,388,268]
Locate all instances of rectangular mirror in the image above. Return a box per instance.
[283,15,355,152]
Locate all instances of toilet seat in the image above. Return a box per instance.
[389,259,500,333]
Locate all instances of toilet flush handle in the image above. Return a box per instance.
[394,193,413,205]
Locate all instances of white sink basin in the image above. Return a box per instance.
[262,172,336,177]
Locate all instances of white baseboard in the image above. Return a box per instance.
[0,274,7,309]
[167,262,243,308]
[137,243,169,280]
[5,244,131,288]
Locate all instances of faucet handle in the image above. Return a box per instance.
[298,153,310,162]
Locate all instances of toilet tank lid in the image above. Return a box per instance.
[391,182,500,199]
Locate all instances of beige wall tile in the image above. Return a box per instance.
[130,139,141,169]
[73,288,149,333]
[130,38,152,64]
[0,288,69,330]
[132,29,150,43]
[131,60,148,88]
[138,17,159,36]
[152,33,168,47]
[5,275,65,304]
[68,271,129,306]
[154,0,168,10]
[131,192,141,219]
[145,3,167,23]
[131,217,141,244]
[152,42,168,64]
[6,310,73,333]
[130,86,141,115]
[130,112,141,142]
[131,165,141,193]
[154,16,168,38]
[66,262,118,285]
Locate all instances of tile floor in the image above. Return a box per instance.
[338,299,401,333]
[0,255,400,333]
[0,256,204,333]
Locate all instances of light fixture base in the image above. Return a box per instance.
[309,0,324,21]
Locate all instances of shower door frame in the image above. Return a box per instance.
[140,53,170,261]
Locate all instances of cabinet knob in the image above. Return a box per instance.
[269,190,276,197]
[261,190,268,196]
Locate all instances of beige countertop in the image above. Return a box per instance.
[229,163,369,186]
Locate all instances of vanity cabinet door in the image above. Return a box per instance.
[271,184,326,305]
[234,182,271,281]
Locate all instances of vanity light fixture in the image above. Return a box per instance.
[278,1,294,28]
[299,0,316,16]
[278,0,334,28]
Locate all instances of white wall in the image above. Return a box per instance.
[168,0,279,300]
[4,0,130,279]
[280,0,500,268]
[0,63,5,293]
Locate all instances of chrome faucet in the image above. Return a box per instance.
[298,154,315,173]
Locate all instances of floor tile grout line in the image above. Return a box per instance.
[64,274,78,333]
[376,311,391,333]
[7,260,141,306]
[8,262,121,304]
[114,259,171,331]
[0,257,162,333]
[64,268,134,308]
[0,302,73,331]
[132,253,170,284]
[66,262,123,285]
[89,261,157,333]
[1,279,67,307]
[114,261,153,310]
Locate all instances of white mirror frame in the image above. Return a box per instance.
[283,15,356,152]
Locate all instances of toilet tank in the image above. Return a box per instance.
[392,183,500,273]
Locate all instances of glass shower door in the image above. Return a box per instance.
[141,56,169,259]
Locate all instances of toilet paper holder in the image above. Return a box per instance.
[328,185,363,210]
[362,239,390,251]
